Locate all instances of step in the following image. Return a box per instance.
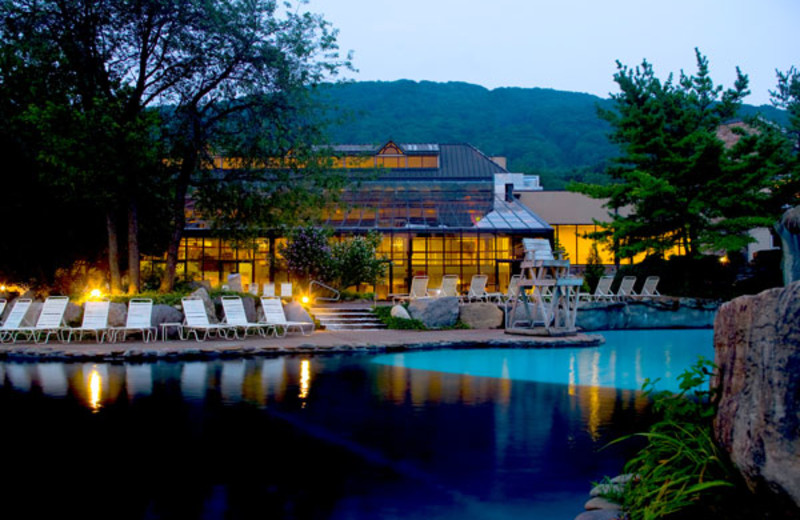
[323,323,387,331]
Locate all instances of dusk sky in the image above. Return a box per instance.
[307,0,799,106]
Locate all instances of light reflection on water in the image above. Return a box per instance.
[0,329,714,520]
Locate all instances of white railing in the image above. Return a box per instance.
[309,280,340,302]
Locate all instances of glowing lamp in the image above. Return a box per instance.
[0,285,6,292]
[89,289,103,299]
[719,256,729,265]
[301,295,310,305]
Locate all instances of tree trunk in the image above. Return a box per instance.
[106,212,122,294]
[160,156,194,292]
[127,199,140,294]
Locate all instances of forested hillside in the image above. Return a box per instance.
[315,80,787,189]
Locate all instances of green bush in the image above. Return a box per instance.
[372,305,426,330]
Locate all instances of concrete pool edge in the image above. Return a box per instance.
[0,329,604,362]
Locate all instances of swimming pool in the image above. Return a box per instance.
[0,328,713,520]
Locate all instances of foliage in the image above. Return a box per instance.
[766,67,800,209]
[607,358,736,520]
[571,50,789,261]
[583,243,606,293]
[278,226,334,288]
[330,232,387,290]
[372,305,426,330]
[315,80,789,189]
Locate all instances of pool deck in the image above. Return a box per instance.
[0,328,604,361]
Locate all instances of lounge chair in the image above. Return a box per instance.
[109,298,157,342]
[580,275,615,302]
[263,283,276,298]
[461,274,489,303]
[181,298,235,342]
[430,274,458,297]
[633,276,661,300]
[65,300,110,343]
[259,297,314,337]
[616,276,637,301]
[13,296,70,344]
[0,298,32,343]
[280,282,293,301]
[221,296,272,338]
[494,274,522,304]
[391,275,429,304]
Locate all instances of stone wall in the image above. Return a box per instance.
[576,298,719,331]
[712,281,800,511]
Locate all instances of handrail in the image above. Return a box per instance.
[309,280,340,302]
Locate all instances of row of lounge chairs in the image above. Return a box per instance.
[0,295,312,344]
[580,275,662,302]
[390,274,521,305]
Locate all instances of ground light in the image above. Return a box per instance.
[88,289,103,299]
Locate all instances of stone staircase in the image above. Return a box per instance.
[310,303,386,331]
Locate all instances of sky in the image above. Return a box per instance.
[305,0,799,106]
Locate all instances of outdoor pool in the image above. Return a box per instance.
[0,329,713,520]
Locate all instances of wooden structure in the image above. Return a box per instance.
[507,238,584,336]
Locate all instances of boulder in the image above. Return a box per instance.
[63,301,82,326]
[152,304,184,327]
[576,299,719,331]
[24,301,42,326]
[408,296,458,329]
[240,296,258,323]
[284,301,313,323]
[459,302,503,329]
[108,302,127,327]
[776,206,800,285]
[227,273,243,293]
[390,304,411,320]
[713,281,800,511]
[189,287,218,323]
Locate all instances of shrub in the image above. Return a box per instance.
[372,305,426,330]
[278,226,334,288]
[330,231,387,291]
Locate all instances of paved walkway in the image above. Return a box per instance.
[0,328,604,361]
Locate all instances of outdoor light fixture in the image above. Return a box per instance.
[89,289,103,299]
[0,285,5,292]
[719,256,730,265]
[301,295,310,305]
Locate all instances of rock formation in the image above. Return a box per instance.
[713,281,800,511]
[458,302,503,329]
[776,206,800,285]
[408,296,459,329]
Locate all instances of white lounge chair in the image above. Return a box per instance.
[391,275,429,304]
[493,274,522,304]
[430,274,458,297]
[616,276,637,301]
[635,276,662,300]
[581,275,615,302]
[0,298,32,343]
[259,297,314,337]
[262,283,275,298]
[280,282,293,300]
[221,296,272,338]
[65,300,110,343]
[109,298,157,342]
[461,274,489,303]
[14,296,70,344]
[181,298,235,342]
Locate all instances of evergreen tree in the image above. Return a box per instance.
[570,50,782,260]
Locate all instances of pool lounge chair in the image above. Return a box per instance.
[259,297,314,337]
[616,276,637,301]
[580,275,615,302]
[633,276,661,300]
[109,298,157,342]
[65,300,110,343]
[496,274,522,304]
[262,283,276,298]
[13,296,70,344]
[280,282,293,301]
[181,298,236,342]
[221,296,273,338]
[391,276,429,304]
[461,274,489,303]
[0,298,32,343]
[430,275,458,298]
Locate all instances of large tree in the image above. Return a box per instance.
[0,0,348,293]
[571,50,787,260]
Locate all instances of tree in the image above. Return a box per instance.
[330,232,387,290]
[767,67,800,209]
[278,226,334,288]
[0,0,348,293]
[570,50,782,260]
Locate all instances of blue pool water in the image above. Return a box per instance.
[0,328,713,520]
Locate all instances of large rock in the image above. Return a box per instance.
[459,302,503,329]
[713,281,800,511]
[408,297,459,329]
[63,301,82,326]
[576,299,719,331]
[390,304,411,320]
[108,302,127,327]
[283,301,313,323]
[776,206,800,285]
[152,304,183,327]
[189,287,218,323]
[241,296,258,323]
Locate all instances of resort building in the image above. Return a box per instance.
[161,142,554,298]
